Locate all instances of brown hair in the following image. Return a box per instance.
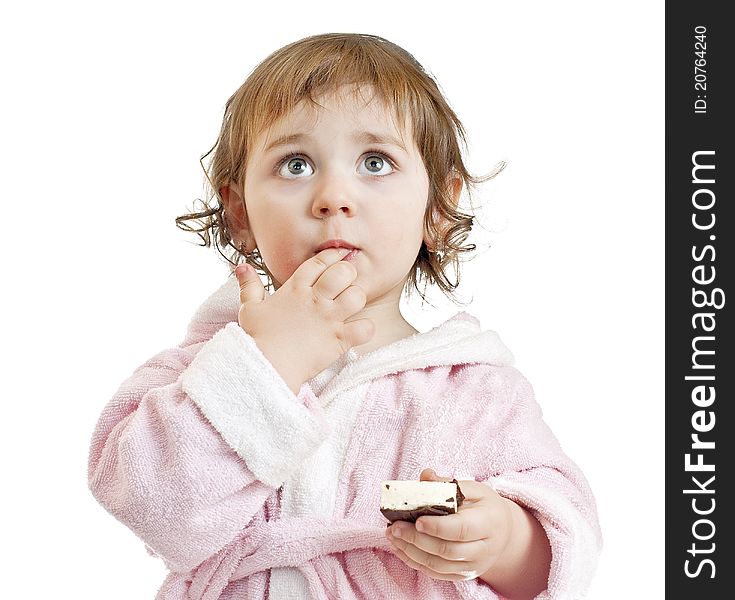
[176,33,502,304]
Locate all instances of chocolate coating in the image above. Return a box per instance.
[452,479,466,506]
[380,505,455,524]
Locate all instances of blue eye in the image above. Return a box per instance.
[279,157,313,178]
[360,154,393,175]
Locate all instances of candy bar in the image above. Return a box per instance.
[380,479,464,524]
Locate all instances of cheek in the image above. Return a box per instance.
[261,231,313,285]
[248,205,308,284]
[260,241,304,285]
[385,220,422,252]
[384,200,427,250]
[392,179,429,239]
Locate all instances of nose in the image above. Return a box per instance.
[311,171,356,219]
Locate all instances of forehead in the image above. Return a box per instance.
[253,84,413,152]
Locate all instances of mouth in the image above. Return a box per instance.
[314,239,361,258]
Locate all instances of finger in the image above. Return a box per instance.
[389,522,480,562]
[342,318,374,348]
[290,248,352,288]
[333,285,367,320]
[418,470,481,511]
[452,480,497,502]
[388,545,475,581]
[312,261,358,300]
[234,264,265,305]
[415,503,494,542]
[418,473,488,504]
[419,468,452,482]
[387,530,482,580]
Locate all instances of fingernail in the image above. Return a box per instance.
[392,526,402,538]
[415,520,424,532]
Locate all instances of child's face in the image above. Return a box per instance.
[237,85,430,304]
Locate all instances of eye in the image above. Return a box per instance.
[359,154,394,176]
[278,156,314,178]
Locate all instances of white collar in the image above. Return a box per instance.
[190,276,515,404]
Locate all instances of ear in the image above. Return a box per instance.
[448,173,463,206]
[424,173,463,250]
[219,183,256,252]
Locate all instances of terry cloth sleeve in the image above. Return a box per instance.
[87,322,329,573]
[462,367,602,600]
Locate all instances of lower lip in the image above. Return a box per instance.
[341,249,360,262]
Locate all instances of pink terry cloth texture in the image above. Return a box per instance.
[88,276,601,599]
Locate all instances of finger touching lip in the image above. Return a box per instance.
[340,249,360,262]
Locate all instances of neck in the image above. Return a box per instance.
[349,286,418,356]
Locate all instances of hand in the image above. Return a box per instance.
[385,468,514,582]
[234,248,374,394]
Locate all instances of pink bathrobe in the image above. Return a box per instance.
[88,277,601,599]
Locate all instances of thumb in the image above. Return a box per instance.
[234,263,265,305]
[419,469,490,502]
[419,468,452,483]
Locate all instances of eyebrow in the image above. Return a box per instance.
[263,130,408,154]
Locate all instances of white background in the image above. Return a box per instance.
[1,1,663,598]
